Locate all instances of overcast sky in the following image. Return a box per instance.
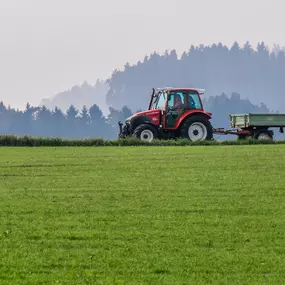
[0,0,284,109]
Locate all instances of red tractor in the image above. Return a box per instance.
[118,87,213,142]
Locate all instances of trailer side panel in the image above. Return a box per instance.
[230,113,285,128]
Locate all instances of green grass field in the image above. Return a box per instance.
[1,145,285,284]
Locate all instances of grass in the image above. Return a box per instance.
[1,134,285,147]
[1,145,285,284]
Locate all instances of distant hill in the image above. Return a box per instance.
[31,41,285,140]
[105,42,285,113]
[39,42,285,116]
[40,79,110,115]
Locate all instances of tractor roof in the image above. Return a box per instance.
[155,87,205,94]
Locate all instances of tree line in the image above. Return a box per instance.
[0,91,272,140]
[0,102,133,140]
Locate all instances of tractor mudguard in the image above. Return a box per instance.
[130,115,154,131]
[175,111,212,129]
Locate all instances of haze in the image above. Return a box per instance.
[0,0,284,109]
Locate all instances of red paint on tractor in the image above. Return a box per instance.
[127,109,161,126]
[170,110,212,130]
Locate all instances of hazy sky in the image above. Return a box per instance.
[0,0,284,109]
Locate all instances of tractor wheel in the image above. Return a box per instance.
[180,115,213,141]
[133,124,158,142]
[254,129,273,140]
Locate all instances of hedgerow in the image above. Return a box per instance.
[1,135,285,147]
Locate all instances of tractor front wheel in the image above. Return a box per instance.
[133,124,158,142]
[180,116,213,141]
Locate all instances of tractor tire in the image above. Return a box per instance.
[133,124,158,142]
[254,129,273,140]
[180,115,213,141]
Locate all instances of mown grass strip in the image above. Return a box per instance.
[0,134,285,147]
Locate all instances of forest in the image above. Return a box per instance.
[106,41,284,113]
[0,92,270,140]
[1,41,284,140]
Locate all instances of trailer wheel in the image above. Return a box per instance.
[133,124,158,142]
[254,130,273,140]
[180,115,213,141]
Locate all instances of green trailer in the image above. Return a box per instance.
[230,113,285,129]
[213,113,285,140]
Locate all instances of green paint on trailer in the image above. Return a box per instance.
[230,113,285,128]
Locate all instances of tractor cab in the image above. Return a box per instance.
[118,87,213,142]
[149,88,205,129]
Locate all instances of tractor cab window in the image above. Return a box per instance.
[188,91,202,109]
[167,92,186,109]
[154,92,167,110]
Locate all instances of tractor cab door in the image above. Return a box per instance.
[165,91,187,128]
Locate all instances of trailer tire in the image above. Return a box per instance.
[180,115,213,141]
[133,124,158,142]
[254,129,273,140]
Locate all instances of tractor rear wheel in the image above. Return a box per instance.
[133,124,158,142]
[180,115,213,141]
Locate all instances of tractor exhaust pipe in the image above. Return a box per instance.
[148,88,155,110]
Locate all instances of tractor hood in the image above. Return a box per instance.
[125,109,161,123]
